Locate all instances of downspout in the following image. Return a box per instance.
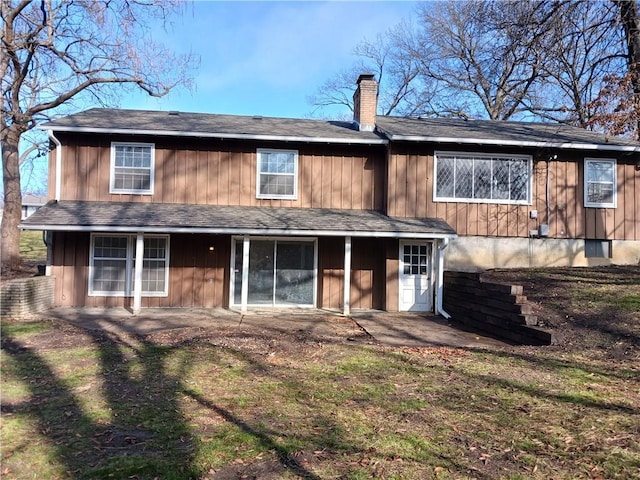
[436,238,451,319]
[48,130,62,201]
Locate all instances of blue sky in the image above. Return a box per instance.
[18,1,419,194]
[124,1,419,118]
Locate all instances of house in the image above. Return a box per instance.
[21,74,640,314]
[21,193,47,219]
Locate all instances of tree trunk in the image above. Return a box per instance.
[1,125,24,268]
[616,0,640,140]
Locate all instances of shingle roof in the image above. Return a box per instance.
[40,108,640,152]
[21,201,456,238]
[40,108,386,145]
[376,116,640,151]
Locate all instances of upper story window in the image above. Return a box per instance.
[257,149,298,199]
[434,151,532,205]
[110,142,154,194]
[584,158,616,208]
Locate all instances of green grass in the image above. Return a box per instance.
[614,294,640,311]
[2,322,638,480]
[19,230,47,262]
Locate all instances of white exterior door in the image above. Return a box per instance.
[399,241,433,312]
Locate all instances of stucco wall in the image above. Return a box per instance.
[445,236,640,272]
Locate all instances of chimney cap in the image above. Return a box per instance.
[357,73,376,83]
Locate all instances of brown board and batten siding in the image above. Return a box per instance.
[50,232,232,308]
[318,237,386,310]
[51,232,388,309]
[51,134,386,211]
[386,143,639,241]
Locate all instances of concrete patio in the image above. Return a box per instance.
[43,307,509,349]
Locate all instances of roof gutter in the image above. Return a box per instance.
[19,223,457,239]
[37,125,389,146]
[387,134,640,152]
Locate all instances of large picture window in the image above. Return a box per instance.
[257,149,298,199]
[110,143,154,194]
[584,158,616,208]
[434,152,531,204]
[90,234,169,296]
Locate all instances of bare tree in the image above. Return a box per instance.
[311,1,562,120]
[310,0,633,132]
[308,23,433,119]
[617,0,640,83]
[1,0,197,268]
[12,129,48,192]
[522,1,627,128]
[407,0,562,120]
[587,0,640,139]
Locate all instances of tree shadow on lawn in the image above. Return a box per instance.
[0,319,362,479]
[1,330,200,479]
[10,310,638,479]
[182,388,323,480]
[389,344,639,412]
[473,346,640,382]
[373,347,640,479]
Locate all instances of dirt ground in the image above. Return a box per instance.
[0,260,42,286]
[481,265,640,357]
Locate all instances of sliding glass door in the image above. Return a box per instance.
[248,240,276,304]
[233,238,316,307]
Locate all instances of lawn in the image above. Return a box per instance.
[18,230,47,262]
[1,267,639,479]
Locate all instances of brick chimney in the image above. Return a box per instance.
[353,73,378,131]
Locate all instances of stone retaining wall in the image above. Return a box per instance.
[443,271,554,345]
[1,276,55,318]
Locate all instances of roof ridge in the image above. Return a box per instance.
[59,107,345,125]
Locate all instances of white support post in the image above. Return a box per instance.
[343,236,352,316]
[241,235,250,314]
[435,238,451,319]
[133,232,144,315]
[44,231,53,276]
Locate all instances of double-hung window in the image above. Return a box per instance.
[90,234,169,296]
[110,142,155,194]
[584,158,616,208]
[434,151,532,204]
[257,149,298,199]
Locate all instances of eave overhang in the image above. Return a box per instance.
[38,125,389,146]
[383,134,640,153]
[20,223,455,239]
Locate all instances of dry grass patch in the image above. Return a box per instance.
[2,266,639,479]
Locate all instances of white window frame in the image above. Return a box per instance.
[433,151,532,205]
[229,236,317,308]
[256,149,298,200]
[89,233,169,297]
[584,158,617,208]
[110,142,155,194]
